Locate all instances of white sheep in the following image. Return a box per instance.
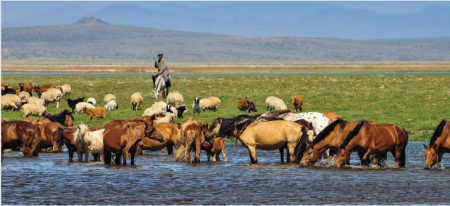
[41,88,63,108]
[104,94,116,104]
[75,102,96,114]
[200,97,221,112]
[142,106,165,117]
[166,92,184,108]
[104,100,118,111]
[154,112,176,124]
[28,96,45,106]
[265,96,287,111]
[56,84,71,99]
[2,94,21,110]
[192,97,201,115]
[87,98,97,106]
[152,101,168,110]
[22,103,50,118]
[1,98,18,111]
[73,123,104,162]
[18,91,30,103]
[130,92,143,110]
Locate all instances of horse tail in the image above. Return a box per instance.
[341,120,367,148]
[30,126,42,157]
[430,119,447,146]
[400,128,408,167]
[184,130,196,163]
[173,145,186,162]
[294,126,309,163]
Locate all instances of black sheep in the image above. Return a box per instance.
[1,86,17,96]
[66,97,85,113]
[45,109,73,126]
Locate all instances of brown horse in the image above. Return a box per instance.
[62,127,99,162]
[424,120,450,169]
[36,122,65,153]
[102,117,163,165]
[136,123,179,155]
[1,121,41,157]
[202,136,227,161]
[300,119,379,167]
[334,121,408,168]
[206,115,311,163]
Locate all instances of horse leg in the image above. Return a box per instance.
[357,150,369,166]
[437,152,444,169]
[78,149,83,162]
[130,148,136,165]
[362,148,373,161]
[166,143,174,155]
[279,148,284,162]
[122,149,128,165]
[288,144,296,163]
[222,146,228,161]
[68,149,75,161]
[248,146,258,164]
[136,145,143,155]
[104,148,111,164]
[328,148,337,160]
[194,140,201,163]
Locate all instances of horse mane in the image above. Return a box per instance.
[293,119,313,130]
[259,110,291,119]
[312,118,345,145]
[430,119,447,145]
[293,127,309,162]
[218,115,258,136]
[340,120,367,148]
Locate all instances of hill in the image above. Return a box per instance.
[2,18,450,62]
[2,2,450,39]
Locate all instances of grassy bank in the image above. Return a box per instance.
[2,75,450,142]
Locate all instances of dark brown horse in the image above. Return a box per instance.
[36,122,65,153]
[1,121,41,157]
[136,123,179,155]
[102,116,163,165]
[300,119,379,167]
[334,121,408,168]
[424,120,450,169]
[62,127,99,162]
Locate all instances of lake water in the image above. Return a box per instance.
[2,142,449,205]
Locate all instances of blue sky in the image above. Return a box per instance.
[3,1,450,22]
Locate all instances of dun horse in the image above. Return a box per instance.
[423,120,450,169]
[206,115,312,163]
[334,121,408,168]
[174,118,208,163]
[136,123,179,155]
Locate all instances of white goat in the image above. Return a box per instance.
[73,123,105,162]
[192,97,201,115]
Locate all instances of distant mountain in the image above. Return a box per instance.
[2,2,450,39]
[2,19,450,62]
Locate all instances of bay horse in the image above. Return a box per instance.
[424,120,450,169]
[300,119,379,167]
[334,121,408,168]
[206,115,312,163]
[102,116,164,165]
[62,127,99,162]
[36,122,65,153]
[1,121,41,157]
[136,123,179,155]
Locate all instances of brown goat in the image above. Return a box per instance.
[291,94,303,112]
[202,137,227,161]
[19,83,33,94]
[32,85,51,98]
[238,96,257,113]
[83,107,106,120]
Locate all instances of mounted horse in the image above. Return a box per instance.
[300,119,379,167]
[1,121,41,157]
[334,121,408,168]
[153,75,168,99]
[206,115,312,163]
[136,123,179,155]
[102,115,164,165]
[423,120,450,169]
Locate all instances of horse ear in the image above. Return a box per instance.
[423,144,429,150]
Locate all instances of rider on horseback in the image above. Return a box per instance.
[153,53,171,89]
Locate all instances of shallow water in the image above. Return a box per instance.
[2,142,450,205]
[2,71,450,77]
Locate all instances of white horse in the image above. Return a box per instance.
[73,123,105,162]
[153,75,168,99]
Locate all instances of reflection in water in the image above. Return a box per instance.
[2,142,450,204]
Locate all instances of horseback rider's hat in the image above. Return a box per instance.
[158,53,163,56]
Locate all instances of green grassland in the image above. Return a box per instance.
[2,75,450,142]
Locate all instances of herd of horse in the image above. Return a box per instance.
[2,104,449,169]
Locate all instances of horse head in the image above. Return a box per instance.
[334,147,351,168]
[423,144,438,169]
[206,118,222,141]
